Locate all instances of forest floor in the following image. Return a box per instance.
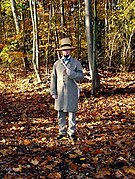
[0,67,135,179]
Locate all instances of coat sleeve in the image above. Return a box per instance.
[50,63,57,95]
[68,61,84,81]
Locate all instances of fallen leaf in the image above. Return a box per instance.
[13,165,22,172]
[47,141,56,149]
[96,168,111,178]
[48,172,61,179]
[74,149,82,155]
[69,154,77,159]
[80,157,86,161]
[31,158,39,165]
[85,140,96,145]
[123,166,135,174]
[93,149,103,156]
[23,139,31,145]
[70,163,78,171]
[45,165,54,170]
[82,163,90,168]
[115,170,123,178]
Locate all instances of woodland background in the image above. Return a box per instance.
[0,0,135,178]
[0,0,134,75]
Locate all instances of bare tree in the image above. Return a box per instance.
[60,0,65,37]
[21,1,31,71]
[84,0,100,95]
[0,0,2,45]
[29,0,41,83]
[77,0,81,59]
[10,0,20,34]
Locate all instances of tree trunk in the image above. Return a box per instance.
[77,0,81,59]
[45,3,52,74]
[29,0,41,83]
[0,0,3,45]
[105,0,109,61]
[60,0,65,37]
[84,0,93,75]
[93,0,100,91]
[33,0,39,70]
[10,0,20,34]
[84,0,100,95]
[22,2,30,71]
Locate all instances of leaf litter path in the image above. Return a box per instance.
[0,70,135,178]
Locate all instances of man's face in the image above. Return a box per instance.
[62,50,71,56]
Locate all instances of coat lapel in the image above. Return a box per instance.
[60,57,75,70]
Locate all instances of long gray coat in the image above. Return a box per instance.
[50,57,84,112]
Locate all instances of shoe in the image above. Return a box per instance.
[68,134,77,141]
[57,134,66,140]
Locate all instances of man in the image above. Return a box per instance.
[50,37,84,141]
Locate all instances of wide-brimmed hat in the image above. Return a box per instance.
[56,37,76,51]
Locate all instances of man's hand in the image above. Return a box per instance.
[52,95,57,99]
[66,69,71,76]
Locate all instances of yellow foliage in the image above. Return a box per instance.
[9,51,27,58]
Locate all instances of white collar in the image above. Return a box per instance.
[62,55,71,60]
